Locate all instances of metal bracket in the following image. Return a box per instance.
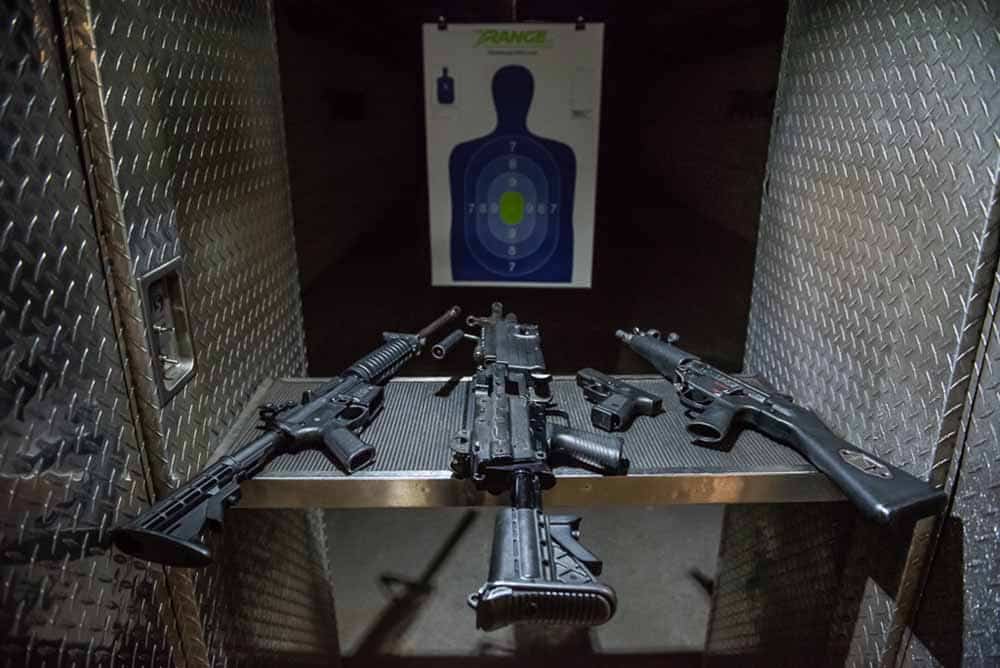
[138,256,196,405]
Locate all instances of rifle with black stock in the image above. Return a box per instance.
[616,327,947,524]
[434,302,628,631]
[112,306,462,567]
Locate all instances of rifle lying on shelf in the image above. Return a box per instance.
[616,327,947,524]
[434,303,628,630]
[112,306,462,567]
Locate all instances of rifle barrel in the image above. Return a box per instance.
[417,306,462,341]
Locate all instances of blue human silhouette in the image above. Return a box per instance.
[449,65,576,282]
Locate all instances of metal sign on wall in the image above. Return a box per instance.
[423,23,603,287]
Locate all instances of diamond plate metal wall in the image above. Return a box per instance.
[65,0,306,490]
[705,503,856,661]
[707,0,1000,665]
[744,0,999,479]
[55,0,335,664]
[904,264,1000,665]
[205,510,339,665]
[0,1,181,665]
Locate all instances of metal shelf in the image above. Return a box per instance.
[223,376,842,508]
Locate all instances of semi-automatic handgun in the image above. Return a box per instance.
[576,368,663,432]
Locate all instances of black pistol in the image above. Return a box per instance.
[577,368,663,432]
[616,328,946,525]
[111,307,462,567]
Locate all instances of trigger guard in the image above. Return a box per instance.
[678,389,711,411]
[688,428,724,445]
[679,398,705,412]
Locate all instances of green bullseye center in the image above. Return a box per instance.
[499,191,525,225]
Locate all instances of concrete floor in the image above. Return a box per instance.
[325,505,723,661]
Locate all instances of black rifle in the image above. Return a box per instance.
[437,303,627,630]
[616,328,946,524]
[112,307,462,567]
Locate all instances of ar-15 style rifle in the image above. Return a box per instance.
[435,303,628,630]
[113,307,461,567]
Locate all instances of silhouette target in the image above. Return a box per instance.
[449,65,576,281]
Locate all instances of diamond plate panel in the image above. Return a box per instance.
[203,510,339,666]
[906,266,1000,665]
[939,290,1000,663]
[705,503,856,664]
[0,1,179,665]
[306,506,339,649]
[710,0,1000,664]
[745,0,999,477]
[900,516,967,667]
[81,0,306,489]
[57,0,333,664]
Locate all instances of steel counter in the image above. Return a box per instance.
[223,376,844,508]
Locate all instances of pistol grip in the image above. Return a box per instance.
[591,394,636,432]
[634,392,663,417]
[687,402,736,444]
[322,426,376,473]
